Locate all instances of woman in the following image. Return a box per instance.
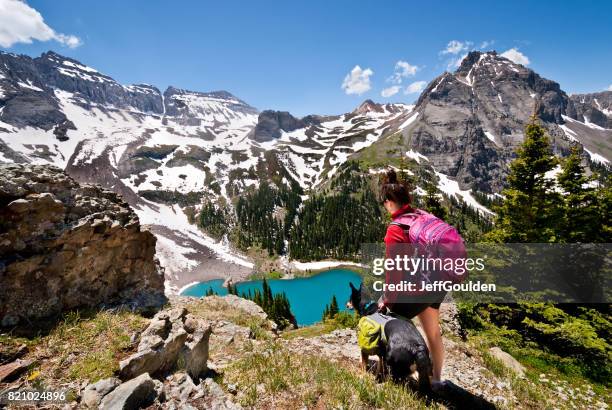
[378,169,446,384]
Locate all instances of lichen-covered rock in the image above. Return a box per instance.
[0,164,164,326]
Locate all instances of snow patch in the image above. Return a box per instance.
[583,115,606,130]
[435,171,493,215]
[17,80,43,92]
[484,131,496,143]
[406,149,428,163]
[584,148,609,164]
[399,111,419,130]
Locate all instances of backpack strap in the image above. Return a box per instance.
[390,211,420,231]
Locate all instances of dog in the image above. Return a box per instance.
[347,282,433,391]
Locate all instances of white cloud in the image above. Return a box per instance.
[381,85,401,98]
[0,0,82,48]
[405,80,427,95]
[480,40,494,49]
[500,48,530,65]
[342,65,373,95]
[55,33,82,48]
[441,40,471,55]
[387,60,419,84]
[607,84,612,91]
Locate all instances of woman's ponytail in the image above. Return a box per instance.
[379,169,411,206]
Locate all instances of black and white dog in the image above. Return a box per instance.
[347,282,433,391]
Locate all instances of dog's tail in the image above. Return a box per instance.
[415,346,433,393]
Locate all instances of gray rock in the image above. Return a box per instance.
[119,330,188,380]
[203,378,243,410]
[99,373,157,410]
[164,372,203,403]
[81,377,121,408]
[119,307,212,380]
[488,347,526,377]
[183,318,213,379]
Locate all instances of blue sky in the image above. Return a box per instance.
[1,0,611,116]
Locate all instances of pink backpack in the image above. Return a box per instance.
[391,209,467,284]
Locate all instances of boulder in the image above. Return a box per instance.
[183,315,213,379]
[81,377,121,408]
[488,347,526,377]
[0,164,165,326]
[119,308,212,380]
[99,373,157,410]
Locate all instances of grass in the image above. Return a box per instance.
[282,311,359,340]
[224,341,439,410]
[0,309,149,388]
[469,331,610,409]
[248,270,284,280]
[282,322,340,340]
[35,309,148,382]
[181,296,272,331]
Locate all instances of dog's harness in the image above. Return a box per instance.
[359,296,416,349]
[366,312,394,343]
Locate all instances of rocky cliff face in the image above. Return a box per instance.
[568,91,612,129]
[0,164,164,326]
[248,110,323,142]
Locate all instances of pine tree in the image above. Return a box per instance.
[597,177,612,242]
[557,146,602,242]
[424,180,447,220]
[253,289,262,306]
[486,117,561,242]
[329,295,339,318]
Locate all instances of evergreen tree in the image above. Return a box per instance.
[424,180,447,220]
[322,304,330,321]
[226,282,239,295]
[486,117,561,242]
[597,177,612,242]
[253,289,262,306]
[199,202,229,240]
[557,146,602,242]
[329,295,340,317]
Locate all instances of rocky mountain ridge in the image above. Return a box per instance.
[357,51,611,192]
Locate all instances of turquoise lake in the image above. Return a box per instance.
[180,269,362,326]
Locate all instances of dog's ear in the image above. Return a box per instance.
[349,282,356,291]
[359,282,364,292]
